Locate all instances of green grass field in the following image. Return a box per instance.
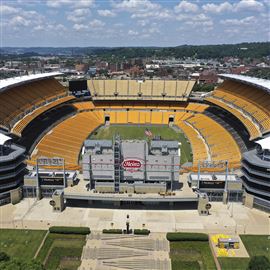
[36,233,86,270]
[90,125,192,164]
[0,229,46,261]
[218,235,270,270]
[170,241,216,270]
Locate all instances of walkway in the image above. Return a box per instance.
[79,232,171,270]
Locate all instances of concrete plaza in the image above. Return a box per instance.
[0,198,269,235]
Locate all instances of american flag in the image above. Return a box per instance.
[145,128,153,137]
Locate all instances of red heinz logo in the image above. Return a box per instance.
[122,159,142,169]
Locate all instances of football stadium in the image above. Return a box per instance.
[0,73,269,213]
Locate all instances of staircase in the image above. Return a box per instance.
[79,233,171,270]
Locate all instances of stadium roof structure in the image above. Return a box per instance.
[256,136,270,150]
[0,133,11,145]
[0,72,63,93]
[219,74,270,94]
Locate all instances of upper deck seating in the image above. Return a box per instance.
[209,80,270,135]
[0,78,67,129]
[205,96,261,140]
[88,79,195,101]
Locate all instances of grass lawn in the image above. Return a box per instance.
[36,233,86,270]
[218,235,270,270]
[170,241,216,270]
[90,125,192,164]
[0,229,46,261]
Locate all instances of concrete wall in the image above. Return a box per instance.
[10,187,22,204]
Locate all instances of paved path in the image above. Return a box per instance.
[79,232,171,270]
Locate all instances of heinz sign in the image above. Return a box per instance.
[122,159,142,171]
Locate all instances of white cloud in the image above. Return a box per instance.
[137,20,149,26]
[73,24,89,31]
[221,16,256,26]
[148,27,160,34]
[176,13,210,22]
[203,0,264,14]
[98,9,116,17]
[202,2,233,13]
[67,9,90,23]
[74,0,95,8]
[235,0,264,12]
[89,19,105,28]
[1,5,19,15]
[112,0,160,12]
[174,1,199,13]
[47,0,94,8]
[131,9,172,20]
[10,16,31,27]
[128,30,139,36]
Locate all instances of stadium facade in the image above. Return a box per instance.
[0,134,26,204]
[242,137,270,212]
[82,138,180,193]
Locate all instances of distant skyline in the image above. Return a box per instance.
[1,0,269,47]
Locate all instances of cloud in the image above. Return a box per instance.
[98,9,116,17]
[137,20,149,26]
[202,2,233,13]
[221,16,256,26]
[112,0,160,12]
[128,30,139,36]
[9,16,31,27]
[131,9,172,20]
[73,24,89,31]
[235,0,264,12]
[47,0,94,8]
[89,19,105,28]
[67,9,90,23]
[1,5,19,15]
[174,1,199,13]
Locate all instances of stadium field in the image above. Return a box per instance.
[89,125,192,164]
[218,235,270,270]
[0,229,46,260]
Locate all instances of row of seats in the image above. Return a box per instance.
[88,79,195,101]
[0,78,67,128]
[72,101,96,111]
[212,80,270,134]
[175,118,209,166]
[222,80,270,111]
[31,111,103,166]
[186,114,241,166]
[73,101,209,112]
[205,96,261,140]
[12,96,75,136]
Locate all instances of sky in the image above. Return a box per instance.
[1,0,269,47]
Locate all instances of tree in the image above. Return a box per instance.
[248,256,270,270]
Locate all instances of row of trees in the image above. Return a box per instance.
[247,68,270,80]
[92,42,270,60]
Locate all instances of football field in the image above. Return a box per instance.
[89,125,192,164]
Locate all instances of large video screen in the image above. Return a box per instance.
[69,80,87,92]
